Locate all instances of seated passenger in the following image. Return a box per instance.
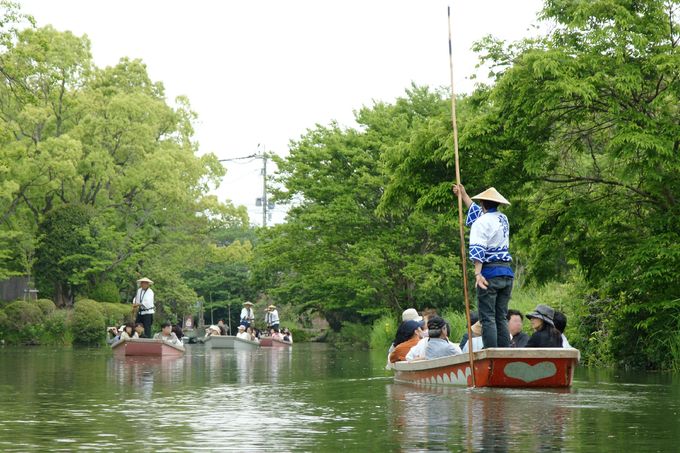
[462,321,484,353]
[389,320,424,363]
[154,321,182,345]
[246,326,258,342]
[271,328,283,340]
[172,323,184,341]
[508,309,529,348]
[405,321,432,361]
[459,311,480,350]
[553,311,572,348]
[526,305,563,348]
[236,325,250,340]
[282,328,293,343]
[106,326,120,345]
[119,322,139,341]
[134,323,146,338]
[424,316,462,360]
[217,319,228,336]
[386,308,424,368]
[205,325,221,337]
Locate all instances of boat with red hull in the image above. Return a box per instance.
[393,348,579,388]
[112,338,185,358]
[271,338,292,347]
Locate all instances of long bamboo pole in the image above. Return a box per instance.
[448,5,476,388]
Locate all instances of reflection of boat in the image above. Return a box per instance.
[111,338,185,357]
[393,348,579,388]
[234,337,260,351]
[203,335,236,349]
[272,338,292,348]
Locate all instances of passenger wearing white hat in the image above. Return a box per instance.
[132,277,155,338]
[453,184,514,349]
[236,324,250,340]
[401,308,422,322]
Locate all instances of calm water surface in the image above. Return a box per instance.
[0,344,679,452]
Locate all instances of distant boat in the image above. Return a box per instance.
[272,338,292,348]
[203,335,236,349]
[393,348,579,388]
[259,336,292,347]
[234,336,260,351]
[111,338,185,358]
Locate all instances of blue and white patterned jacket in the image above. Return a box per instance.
[466,203,514,279]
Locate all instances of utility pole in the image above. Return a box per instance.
[261,149,268,227]
[219,146,274,228]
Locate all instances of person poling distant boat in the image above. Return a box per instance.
[453,185,514,349]
[132,277,155,338]
[265,305,280,332]
[240,301,255,328]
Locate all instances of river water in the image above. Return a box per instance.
[0,344,678,452]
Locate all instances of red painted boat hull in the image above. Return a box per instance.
[111,339,185,358]
[393,348,579,388]
[259,337,273,347]
[272,338,292,347]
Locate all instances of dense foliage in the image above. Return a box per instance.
[255,0,680,368]
[0,2,250,320]
[1,1,678,368]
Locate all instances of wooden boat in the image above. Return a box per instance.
[393,348,580,388]
[111,338,185,358]
[233,336,260,351]
[203,335,236,349]
[271,338,293,347]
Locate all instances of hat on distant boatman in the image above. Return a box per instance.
[244,301,254,306]
[137,277,154,284]
[401,308,422,322]
[526,304,555,327]
[268,305,277,310]
[471,187,511,205]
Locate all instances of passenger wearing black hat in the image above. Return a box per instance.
[525,304,562,348]
[389,320,425,363]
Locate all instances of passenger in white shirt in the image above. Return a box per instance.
[462,321,485,353]
[553,311,573,348]
[236,325,250,340]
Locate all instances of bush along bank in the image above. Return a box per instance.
[0,299,133,346]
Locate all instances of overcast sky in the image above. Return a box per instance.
[19,0,545,225]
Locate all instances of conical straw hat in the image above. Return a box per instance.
[471,187,511,205]
[137,277,154,284]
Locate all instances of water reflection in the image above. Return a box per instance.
[1,345,680,451]
[386,383,578,452]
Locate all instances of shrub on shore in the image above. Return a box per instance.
[3,301,45,344]
[0,309,7,340]
[35,299,57,316]
[43,309,73,345]
[99,302,133,327]
[369,314,398,351]
[71,299,105,346]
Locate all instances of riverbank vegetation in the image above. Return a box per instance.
[1,1,679,370]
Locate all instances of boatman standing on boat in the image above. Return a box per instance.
[132,277,155,338]
[265,305,280,332]
[453,184,514,349]
[240,301,255,328]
